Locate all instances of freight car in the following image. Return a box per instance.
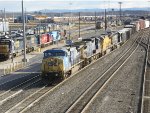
[124,25,136,34]
[41,37,100,79]
[41,22,143,79]
[118,29,129,44]
[41,36,106,79]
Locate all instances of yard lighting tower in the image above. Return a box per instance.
[118,2,122,21]
[22,0,27,63]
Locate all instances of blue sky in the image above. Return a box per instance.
[0,0,149,12]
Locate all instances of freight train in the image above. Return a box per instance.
[0,30,63,60]
[41,19,150,79]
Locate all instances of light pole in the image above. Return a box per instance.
[22,0,27,63]
[104,9,107,31]
[95,11,97,33]
[79,12,80,38]
[68,2,72,40]
[118,2,122,21]
[148,1,150,18]
[0,10,4,32]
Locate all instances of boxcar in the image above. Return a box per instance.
[124,25,136,34]
[118,28,130,43]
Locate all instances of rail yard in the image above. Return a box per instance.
[0,1,150,113]
[0,20,149,113]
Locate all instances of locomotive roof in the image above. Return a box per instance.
[44,48,68,53]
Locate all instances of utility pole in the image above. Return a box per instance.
[68,2,72,40]
[79,12,80,38]
[95,11,96,33]
[22,0,27,63]
[12,12,14,23]
[0,10,4,32]
[4,8,6,32]
[118,2,122,21]
[68,17,70,40]
[104,9,107,31]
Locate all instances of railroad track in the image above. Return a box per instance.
[3,78,61,113]
[140,31,150,113]
[6,29,146,113]
[0,29,147,113]
[0,74,62,113]
[64,30,148,113]
[0,75,43,113]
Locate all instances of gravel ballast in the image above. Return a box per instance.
[21,30,144,113]
[82,36,147,113]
